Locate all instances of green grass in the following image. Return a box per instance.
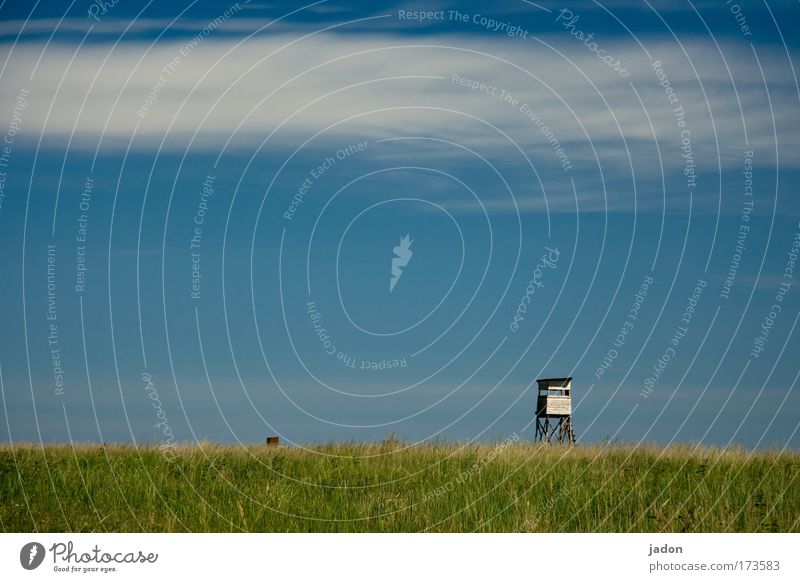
[2,440,799,532]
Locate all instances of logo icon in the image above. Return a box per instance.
[20,542,45,570]
[390,234,413,292]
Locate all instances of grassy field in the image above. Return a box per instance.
[1,440,799,532]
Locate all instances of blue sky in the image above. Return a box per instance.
[0,0,799,449]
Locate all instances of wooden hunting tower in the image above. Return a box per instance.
[534,377,575,444]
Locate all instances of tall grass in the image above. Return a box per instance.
[1,441,798,532]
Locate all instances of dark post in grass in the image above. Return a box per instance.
[265,436,280,446]
[534,377,576,444]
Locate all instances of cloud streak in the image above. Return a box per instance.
[1,28,797,215]
[1,32,794,153]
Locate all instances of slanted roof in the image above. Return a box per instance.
[536,377,573,383]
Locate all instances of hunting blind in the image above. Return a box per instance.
[534,377,576,444]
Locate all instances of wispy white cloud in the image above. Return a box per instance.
[2,32,794,146]
[0,31,796,212]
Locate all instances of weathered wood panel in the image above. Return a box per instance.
[537,395,572,416]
